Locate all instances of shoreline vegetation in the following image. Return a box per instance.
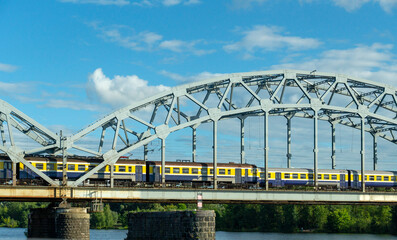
[0,202,396,234]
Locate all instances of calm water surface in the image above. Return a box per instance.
[1,227,396,240]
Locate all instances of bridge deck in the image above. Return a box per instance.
[1,186,397,204]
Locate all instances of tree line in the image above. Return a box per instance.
[1,201,397,234]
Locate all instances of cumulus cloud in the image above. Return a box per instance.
[87,68,170,107]
[224,25,321,58]
[89,23,213,56]
[315,0,397,13]
[160,70,225,82]
[0,62,18,72]
[271,43,397,85]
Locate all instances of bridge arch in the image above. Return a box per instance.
[67,70,397,189]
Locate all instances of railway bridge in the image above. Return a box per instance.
[1,69,397,204]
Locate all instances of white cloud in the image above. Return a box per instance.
[87,68,170,107]
[230,0,267,9]
[0,63,18,72]
[271,43,397,85]
[90,23,213,56]
[224,25,321,57]
[0,82,29,93]
[332,0,370,11]
[159,40,214,55]
[59,0,130,5]
[161,0,200,6]
[42,99,102,111]
[327,0,397,13]
[160,70,225,82]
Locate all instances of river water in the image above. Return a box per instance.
[1,227,396,240]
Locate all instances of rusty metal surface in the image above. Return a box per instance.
[1,186,397,204]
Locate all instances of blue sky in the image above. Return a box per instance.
[1,0,397,168]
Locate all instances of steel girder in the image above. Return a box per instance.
[0,100,60,186]
[65,70,397,188]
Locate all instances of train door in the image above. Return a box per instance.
[235,168,242,184]
[136,166,143,182]
[353,174,359,189]
[4,162,12,179]
[154,166,160,182]
[340,174,346,188]
[275,172,282,187]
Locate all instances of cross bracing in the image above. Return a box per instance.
[1,70,397,190]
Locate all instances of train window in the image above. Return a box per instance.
[99,166,106,172]
[68,164,75,171]
[369,176,374,181]
[202,169,207,174]
[385,176,390,181]
[78,165,86,171]
[331,175,337,180]
[88,165,95,171]
[219,169,225,175]
[57,165,63,170]
[318,174,322,180]
[376,176,382,181]
[36,163,44,170]
[119,166,126,172]
[192,168,199,174]
[292,174,298,179]
[324,174,330,180]
[309,174,313,179]
[300,174,306,179]
[165,167,170,173]
[173,168,180,174]
[260,173,264,178]
[183,168,189,174]
[47,164,55,171]
[129,167,132,172]
[210,169,214,174]
[392,176,396,181]
[284,173,290,179]
[228,169,231,175]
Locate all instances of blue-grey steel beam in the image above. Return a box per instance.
[264,111,269,191]
[161,138,166,186]
[314,110,318,189]
[361,116,366,192]
[286,117,291,168]
[240,117,245,164]
[331,122,336,169]
[213,120,218,190]
[373,133,378,171]
[192,127,196,163]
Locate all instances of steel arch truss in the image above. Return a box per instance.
[66,70,397,188]
[0,100,60,186]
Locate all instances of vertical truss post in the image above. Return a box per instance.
[144,144,148,161]
[372,133,378,171]
[213,120,218,190]
[331,122,336,169]
[161,138,166,186]
[61,131,68,186]
[110,164,114,188]
[12,162,16,186]
[361,116,366,192]
[314,110,318,190]
[286,116,291,168]
[192,127,196,163]
[0,123,6,146]
[264,111,269,191]
[240,117,246,164]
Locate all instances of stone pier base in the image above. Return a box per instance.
[125,210,216,240]
[27,207,90,239]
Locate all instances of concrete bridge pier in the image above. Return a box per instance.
[27,206,90,239]
[126,210,216,240]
